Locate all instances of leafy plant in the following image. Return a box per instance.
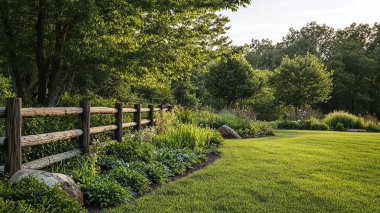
[130,161,169,185]
[324,111,364,129]
[108,166,150,196]
[105,140,155,162]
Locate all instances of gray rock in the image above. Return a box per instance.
[218,125,242,139]
[11,169,83,204]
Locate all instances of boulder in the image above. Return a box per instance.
[218,125,242,139]
[11,169,83,204]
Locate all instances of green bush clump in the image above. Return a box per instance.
[323,111,364,129]
[80,176,132,208]
[0,177,85,212]
[130,161,169,184]
[154,124,223,153]
[106,140,155,162]
[97,155,129,171]
[277,120,301,129]
[335,122,345,131]
[364,120,380,132]
[108,166,150,196]
[0,198,38,213]
[156,148,203,176]
[310,122,330,130]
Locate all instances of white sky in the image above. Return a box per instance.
[220,0,380,45]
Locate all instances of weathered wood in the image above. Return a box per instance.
[115,103,123,142]
[21,107,83,118]
[21,129,83,147]
[5,98,22,176]
[0,137,5,146]
[141,119,150,125]
[122,122,137,128]
[140,108,150,112]
[0,107,5,118]
[134,104,141,131]
[22,149,82,170]
[153,108,161,111]
[90,125,118,134]
[90,107,118,114]
[123,108,137,113]
[148,104,154,127]
[162,108,168,111]
[0,165,4,173]
[80,101,90,153]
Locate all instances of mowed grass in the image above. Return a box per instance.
[108,130,380,212]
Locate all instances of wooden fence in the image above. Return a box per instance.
[0,98,173,176]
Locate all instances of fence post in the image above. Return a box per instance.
[5,98,22,176]
[80,101,90,153]
[134,104,141,131]
[148,104,154,127]
[115,103,123,142]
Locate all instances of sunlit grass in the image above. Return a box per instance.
[108,130,380,212]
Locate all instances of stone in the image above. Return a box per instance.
[11,169,83,204]
[218,125,242,139]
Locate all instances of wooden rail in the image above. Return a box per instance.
[0,98,173,175]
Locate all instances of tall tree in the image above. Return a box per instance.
[273,54,333,119]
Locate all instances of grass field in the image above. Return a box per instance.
[108,130,380,212]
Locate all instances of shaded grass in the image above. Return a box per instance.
[108,130,380,212]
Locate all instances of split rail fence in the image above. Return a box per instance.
[0,98,173,176]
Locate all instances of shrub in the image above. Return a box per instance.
[0,177,85,212]
[364,120,380,132]
[324,111,364,129]
[108,166,150,196]
[80,176,132,208]
[130,161,169,184]
[154,124,223,153]
[310,122,330,130]
[156,148,203,176]
[335,122,345,131]
[97,155,129,171]
[0,198,38,213]
[106,140,155,162]
[277,120,301,129]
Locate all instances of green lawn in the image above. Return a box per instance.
[108,130,380,212]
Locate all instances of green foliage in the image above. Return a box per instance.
[205,58,260,107]
[273,54,333,117]
[335,122,345,131]
[129,161,169,185]
[156,148,204,176]
[364,120,380,132]
[105,140,155,162]
[108,166,150,196]
[80,176,133,208]
[323,111,364,129]
[310,122,330,130]
[0,177,85,212]
[154,124,223,153]
[277,119,330,131]
[0,73,15,102]
[0,198,37,213]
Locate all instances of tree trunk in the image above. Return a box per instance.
[36,0,49,105]
[0,0,27,101]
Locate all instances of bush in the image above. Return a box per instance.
[277,120,301,129]
[80,176,132,208]
[324,111,364,129]
[105,140,155,162]
[0,177,85,212]
[130,161,169,184]
[156,148,203,176]
[310,122,330,130]
[0,198,38,213]
[108,166,150,196]
[154,124,223,153]
[335,122,345,131]
[364,120,380,132]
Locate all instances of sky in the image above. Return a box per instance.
[220,0,380,45]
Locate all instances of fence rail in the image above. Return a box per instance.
[0,98,172,176]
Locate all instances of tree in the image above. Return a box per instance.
[205,57,259,108]
[0,0,251,106]
[273,54,333,118]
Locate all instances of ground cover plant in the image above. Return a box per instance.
[108,130,380,212]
